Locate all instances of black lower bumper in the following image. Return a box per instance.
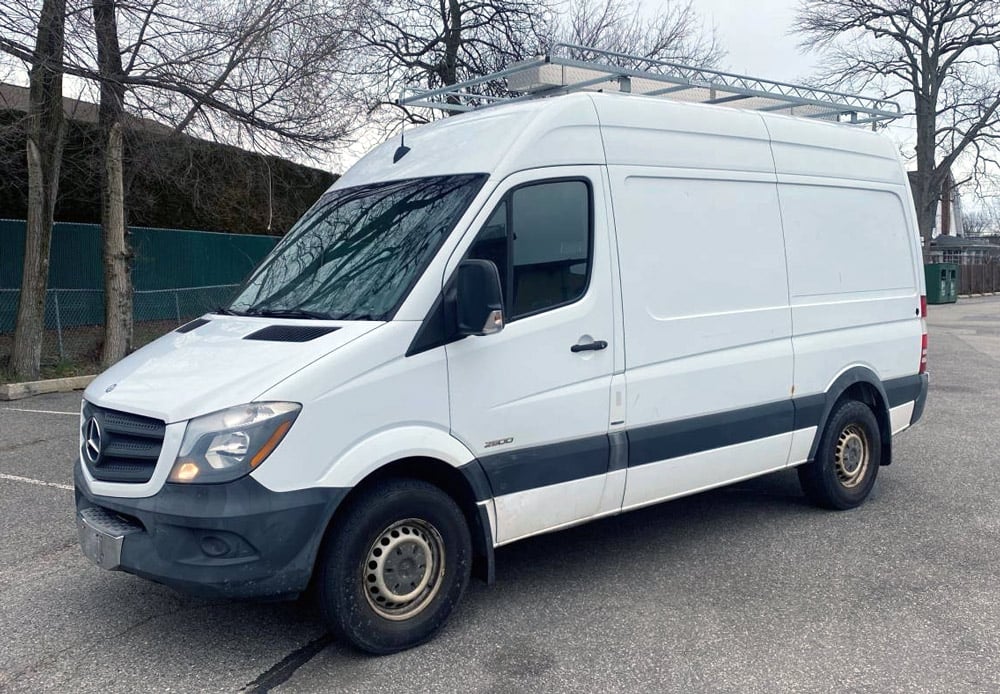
[74,461,348,599]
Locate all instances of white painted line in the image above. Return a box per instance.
[0,473,73,491]
[0,408,78,416]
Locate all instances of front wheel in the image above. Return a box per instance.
[315,478,472,654]
[798,399,882,510]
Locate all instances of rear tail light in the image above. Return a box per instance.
[919,294,928,374]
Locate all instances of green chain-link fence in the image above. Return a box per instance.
[1,220,278,370]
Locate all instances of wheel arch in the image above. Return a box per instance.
[319,455,496,586]
[808,366,892,466]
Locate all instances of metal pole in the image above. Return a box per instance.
[53,291,65,361]
[174,290,181,325]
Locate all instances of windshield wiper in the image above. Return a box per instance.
[244,307,334,320]
[328,311,382,321]
[213,306,245,316]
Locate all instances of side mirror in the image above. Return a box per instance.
[455,259,505,336]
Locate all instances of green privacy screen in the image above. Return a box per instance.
[0,220,279,330]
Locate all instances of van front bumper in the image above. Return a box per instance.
[74,460,347,599]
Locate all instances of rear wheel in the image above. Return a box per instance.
[315,478,471,654]
[798,399,882,510]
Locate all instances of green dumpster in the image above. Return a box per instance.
[924,263,958,304]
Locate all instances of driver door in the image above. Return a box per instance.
[445,167,619,544]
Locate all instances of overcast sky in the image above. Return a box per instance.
[695,0,817,82]
[690,0,928,174]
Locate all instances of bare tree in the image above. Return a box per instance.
[345,0,556,123]
[8,0,68,380]
[2,0,356,367]
[557,0,723,68]
[963,197,1000,237]
[346,0,722,127]
[795,0,1000,247]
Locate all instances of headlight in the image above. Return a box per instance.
[168,402,300,484]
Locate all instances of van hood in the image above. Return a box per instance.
[83,316,382,423]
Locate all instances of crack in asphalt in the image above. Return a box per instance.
[0,437,48,454]
[240,634,336,693]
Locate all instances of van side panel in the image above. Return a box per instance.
[607,169,796,509]
[774,179,922,401]
[760,113,925,453]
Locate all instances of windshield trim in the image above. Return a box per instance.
[228,173,490,322]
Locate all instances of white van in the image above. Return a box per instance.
[75,82,928,653]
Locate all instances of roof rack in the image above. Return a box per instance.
[398,44,900,126]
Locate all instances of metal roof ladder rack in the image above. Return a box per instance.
[399,43,900,126]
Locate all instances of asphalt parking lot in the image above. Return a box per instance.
[1,296,998,693]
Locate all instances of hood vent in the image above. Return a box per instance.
[244,325,341,342]
[175,318,211,334]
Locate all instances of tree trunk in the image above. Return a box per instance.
[913,174,939,254]
[912,85,940,250]
[440,0,462,111]
[10,0,68,380]
[443,0,461,85]
[93,0,132,367]
[100,123,132,367]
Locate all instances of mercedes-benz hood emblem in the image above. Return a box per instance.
[84,417,103,464]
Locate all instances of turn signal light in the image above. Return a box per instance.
[173,461,200,481]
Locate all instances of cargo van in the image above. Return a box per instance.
[75,55,928,654]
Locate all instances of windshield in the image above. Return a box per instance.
[228,174,487,320]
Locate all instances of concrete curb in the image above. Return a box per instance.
[0,375,95,401]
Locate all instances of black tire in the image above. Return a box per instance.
[315,477,471,654]
[798,399,882,510]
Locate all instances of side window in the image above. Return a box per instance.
[466,180,591,320]
[466,201,509,300]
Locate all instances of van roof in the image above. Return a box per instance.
[335,91,902,190]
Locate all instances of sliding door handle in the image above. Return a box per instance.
[571,340,608,353]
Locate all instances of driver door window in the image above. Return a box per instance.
[466,179,592,319]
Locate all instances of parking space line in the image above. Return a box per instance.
[0,473,73,491]
[0,408,78,416]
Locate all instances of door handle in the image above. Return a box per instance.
[571,340,608,353]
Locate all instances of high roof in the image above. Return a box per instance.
[336,89,902,194]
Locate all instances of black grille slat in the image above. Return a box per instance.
[81,403,165,484]
[244,325,340,342]
[89,460,157,483]
[100,411,165,438]
[101,439,161,460]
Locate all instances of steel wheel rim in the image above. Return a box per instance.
[363,518,445,621]
[834,423,870,488]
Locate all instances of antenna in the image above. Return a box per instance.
[393,114,411,163]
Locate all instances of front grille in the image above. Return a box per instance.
[81,403,166,483]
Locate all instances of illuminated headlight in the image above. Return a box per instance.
[168,402,300,484]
